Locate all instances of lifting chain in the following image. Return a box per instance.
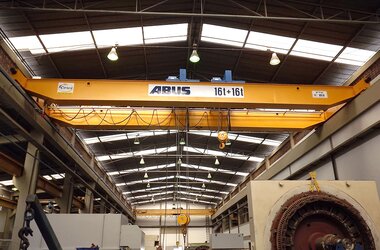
[18,203,35,250]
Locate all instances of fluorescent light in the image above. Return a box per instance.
[201,24,248,47]
[40,31,95,53]
[51,173,65,179]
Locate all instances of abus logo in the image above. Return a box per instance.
[149,85,191,95]
[57,82,74,93]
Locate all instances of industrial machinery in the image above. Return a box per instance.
[246,180,380,250]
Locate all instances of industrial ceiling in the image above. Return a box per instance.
[0,0,379,208]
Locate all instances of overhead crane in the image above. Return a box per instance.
[11,69,370,131]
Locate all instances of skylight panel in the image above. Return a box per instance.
[184,146,263,162]
[177,185,229,195]
[291,39,343,61]
[144,23,188,44]
[123,185,174,194]
[43,175,53,180]
[9,36,45,54]
[245,31,296,54]
[189,131,282,147]
[93,27,143,47]
[51,173,65,179]
[201,24,248,47]
[336,47,376,66]
[0,180,13,186]
[96,146,177,161]
[40,31,95,53]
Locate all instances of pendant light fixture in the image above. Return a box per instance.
[179,137,186,145]
[107,44,119,61]
[270,52,281,65]
[177,158,182,165]
[214,157,220,166]
[134,135,140,145]
[189,43,200,63]
[140,156,145,165]
[207,172,212,179]
[144,171,148,178]
[147,182,150,188]
[202,183,206,188]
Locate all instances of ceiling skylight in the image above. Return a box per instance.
[84,130,175,145]
[184,146,264,162]
[245,31,296,54]
[123,184,228,195]
[144,23,188,44]
[291,39,343,61]
[93,27,143,47]
[96,146,177,161]
[40,31,95,53]
[201,24,248,47]
[107,162,248,177]
[9,36,45,54]
[336,47,376,66]
[0,180,13,186]
[189,131,282,146]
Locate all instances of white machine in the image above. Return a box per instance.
[28,214,145,250]
[210,233,244,249]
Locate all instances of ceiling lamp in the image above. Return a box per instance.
[179,137,186,145]
[151,196,154,201]
[107,44,118,61]
[140,156,145,165]
[195,196,198,201]
[189,45,200,63]
[270,52,280,65]
[177,158,182,165]
[225,139,231,146]
[134,136,140,145]
[207,172,212,179]
[144,171,148,178]
[214,157,220,166]
[202,183,206,188]
[147,182,150,188]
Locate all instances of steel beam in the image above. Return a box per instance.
[135,208,215,216]
[0,152,23,176]
[0,68,134,219]
[0,196,17,210]
[256,78,380,180]
[12,70,369,110]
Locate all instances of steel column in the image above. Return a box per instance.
[10,131,43,250]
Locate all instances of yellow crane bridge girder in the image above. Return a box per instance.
[135,209,214,216]
[45,106,340,131]
[12,70,369,110]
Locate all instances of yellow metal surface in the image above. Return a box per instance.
[135,208,215,216]
[44,107,335,131]
[11,70,369,110]
[177,214,191,226]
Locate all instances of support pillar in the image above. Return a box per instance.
[11,132,43,250]
[81,182,95,213]
[99,199,106,213]
[57,172,74,213]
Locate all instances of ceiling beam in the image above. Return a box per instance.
[2,5,379,24]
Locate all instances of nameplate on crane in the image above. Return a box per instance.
[57,82,74,93]
[148,84,244,98]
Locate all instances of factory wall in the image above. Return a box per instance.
[136,202,210,250]
[270,100,380,194]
